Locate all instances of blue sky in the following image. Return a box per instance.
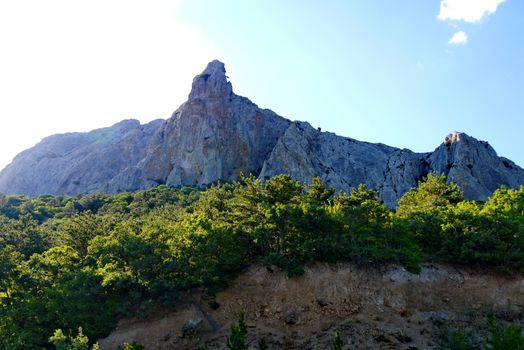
[177,0,524,166]
[0,0,522,169]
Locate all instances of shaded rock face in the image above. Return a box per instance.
[259,122,428,206]
[0,61,523,206]
[0,119,164,197]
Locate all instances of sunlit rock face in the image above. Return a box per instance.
[139,60,291,188]
[0,60,290,196]
[428,132,524,200]
[0,61,523,206]
[443,131,462,145]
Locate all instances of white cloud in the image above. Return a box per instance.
[448,31,468,44]
[438,0,505,23]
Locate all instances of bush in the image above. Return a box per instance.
[332,331,343,350]
[446,331,473,350]
[227,312,248,350]
[488,324,524,350]
[117,342,145,350]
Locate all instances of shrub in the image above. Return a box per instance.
[227,312,248,350]
[488,324,524,350]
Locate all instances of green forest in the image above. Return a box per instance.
[0,173,522,349]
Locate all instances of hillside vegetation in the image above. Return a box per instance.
[0,174,522,348]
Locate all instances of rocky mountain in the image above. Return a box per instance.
[0,60,523,206]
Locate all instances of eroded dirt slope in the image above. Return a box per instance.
[99,263,524,349]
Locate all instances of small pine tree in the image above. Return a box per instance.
[447,331,473,350]
[332,331,343,350]
[49,327,91,350]
[49,329,68,350]
[117,341,145,350]
[227,312,248,350]
[258,337,268,350]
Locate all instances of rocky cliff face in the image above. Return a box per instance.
[259,122,428,206]
[428,131,524,200]
[138,60,290,189]
[0,60,523,206]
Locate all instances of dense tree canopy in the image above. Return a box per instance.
[0,174,522,348]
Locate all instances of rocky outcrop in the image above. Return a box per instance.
[260,125,524,206]
[428,131,524,200]
[0,61,523,206]
[259,121,428,206]
[0,119,164,196]
[138,60,290,188]
[0,60,290,197]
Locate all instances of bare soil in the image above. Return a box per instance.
[99,263,524,349]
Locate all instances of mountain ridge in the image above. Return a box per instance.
[0,60,523,206]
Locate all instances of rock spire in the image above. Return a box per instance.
[188,60,233,100]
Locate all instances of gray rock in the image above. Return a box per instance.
[423,310,452,325]
[188,59,232,100]
[428,131,524,201]
[181,318,203,338]
[316,297,329,307]
[391,331,412,343]
[259,121,427,206]
[283,308,298,324]
[0,60,290,195]
[0,61,523,206]
[0,118,163,197]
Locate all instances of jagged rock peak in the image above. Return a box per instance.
[443,131,463,145]
[0,61,523,205]
[188,59,233,100]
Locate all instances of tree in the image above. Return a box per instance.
[57,212,112,257]
[49,328,88,350]
[231,175,303,260]
[0,245,22,302]
[1,246,115,348]
[335,185,421,271]
[480,186,524,270]
[49,327,100,350]
[331,331,343,350]
[396,173,464,255]
[0,214,48,257]
[488,324,524,350]
[396,173,464,215]
[117,342,144,350]
[439,186,524,270]
[304,177,335,204]
[87,224,175,306]
[227,312,248,350]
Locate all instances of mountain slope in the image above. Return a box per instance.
[0,60,523,206]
